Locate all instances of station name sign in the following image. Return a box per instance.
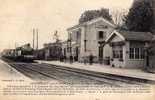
[96,25,108,29]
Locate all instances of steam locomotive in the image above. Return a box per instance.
[2,43,35,62]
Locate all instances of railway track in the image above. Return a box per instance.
[8,63,115,86]
[40,63,148,85]
[6,62,150,87]
[9,63,53,80]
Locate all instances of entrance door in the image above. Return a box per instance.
[99,46,103,63]
[64,48,66,56]
[75,47,79,61]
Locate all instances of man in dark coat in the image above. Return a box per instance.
[89,53,94,65]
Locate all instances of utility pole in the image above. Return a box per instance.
[32,28,39,50]
[36,28,38,50]
[15,42,17,49]
[33,28,35,49]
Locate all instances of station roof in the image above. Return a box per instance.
[67,17,116,31]
[117,30,154,41]
[106,30,154,42]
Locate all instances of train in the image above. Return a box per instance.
[1,43,35,62]
[34,42,62,60]
[1,42,63,62]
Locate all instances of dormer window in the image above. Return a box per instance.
[98,31,105,39]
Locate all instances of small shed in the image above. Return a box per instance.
[106,30,153,68]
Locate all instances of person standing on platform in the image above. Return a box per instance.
[89,53,94,65]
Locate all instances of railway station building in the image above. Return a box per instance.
[61,0,155,69]
[64,16,155,69]
[65,17,116,63]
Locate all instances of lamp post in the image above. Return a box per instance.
[98,41,105,64]
[67,33,73,63]
[144,42,150,71]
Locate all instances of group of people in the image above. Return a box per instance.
[83,54,94,65]
[59,55,75,63]
[59,54,94,65]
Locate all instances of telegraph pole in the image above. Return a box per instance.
[33,28,35,49]
[36,28,38,50]
[32,28,39,50]
[15,42,17,48]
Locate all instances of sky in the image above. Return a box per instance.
[0,0,133,51]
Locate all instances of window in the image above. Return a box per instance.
[76,30,81,40]
[64,48,66,56]
[113,47,123,59]
[129,48,144,59]
[98,31,105,39]
[135,48,140,59]
[113,50,118,58]
[129,48,134,59]
[67,47,70,53]
[140,48,144,59]
[113,51,115,58]
[120,50,123,59]
[113,50,123,59]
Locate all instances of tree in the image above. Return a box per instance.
[124,0,154,32]
[111,9,128,28]
[79,8,113,24]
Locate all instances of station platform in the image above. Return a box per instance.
[0,59,31,81]
[35,60,155,82]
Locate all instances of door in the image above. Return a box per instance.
[75,47,79,61]
[99,46,103,63]
[64,48,66,57]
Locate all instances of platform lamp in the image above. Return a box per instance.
[67,32,73,63]
[144,42,150,71]
[98,41,106,64]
